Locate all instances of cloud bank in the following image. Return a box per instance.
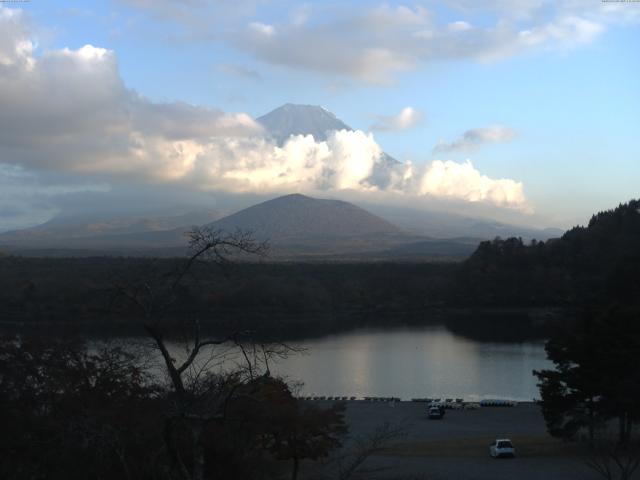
[435,125,517,152]
[116,1,640,85]
[0,7,530,227]
[230,2,621,84]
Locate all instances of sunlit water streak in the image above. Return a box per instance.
[268,326,549,401]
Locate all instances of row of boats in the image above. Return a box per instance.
[298,396,517,406]
[299,396,358,401]
[417,398,517,408]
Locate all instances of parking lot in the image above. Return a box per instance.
[307,400,618,480]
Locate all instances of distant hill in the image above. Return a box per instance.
[205,194,483,259]
[209,193,402,242]
[364,203,563,241]
[0,191,558,260]
[0,209,221,249]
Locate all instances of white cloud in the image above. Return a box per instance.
[179,133,529,210]
[516,15,603,49]
[190,130,382,193]
[448,21,472,32]
[371,107,423,132]
[0,7,530,213]
[0,7,34,69]
[248,21,275,36]
[435,125,517,152]
[113,1,638,85]
[0,8,262,180]
[418,160,528,210]
[229,1,626,84]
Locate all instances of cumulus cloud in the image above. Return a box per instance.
[434,126,517,152]
[0,7,530,215]
[186,131,382,193]
[418,160,527,209]
[0,9,262,181]
[177,133,528,210]
[370,107,422,132]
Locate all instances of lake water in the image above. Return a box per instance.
[125,325,550,402]
[247,326,550,401]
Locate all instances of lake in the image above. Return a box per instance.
[268,326,550,401]
[118,325,550,401]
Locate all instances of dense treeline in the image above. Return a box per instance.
[0,259,455,336]
[530,202,640,461]
[457,199,640,308]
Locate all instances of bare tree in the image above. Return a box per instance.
[111,226,297,480]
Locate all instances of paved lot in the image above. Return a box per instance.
[305,401,626,480]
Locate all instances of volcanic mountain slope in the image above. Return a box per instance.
[257,103,351,145]
[208,193,403,243]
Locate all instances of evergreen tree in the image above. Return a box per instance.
[535,304,640,445]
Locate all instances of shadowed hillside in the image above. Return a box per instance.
[209,193,403,242]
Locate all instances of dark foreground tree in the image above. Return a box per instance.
[0,336,162,480]
[222,376,347,480]
[535,304,640,446]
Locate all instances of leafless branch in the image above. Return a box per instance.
[320,421,407,480]
[585,441,640,480]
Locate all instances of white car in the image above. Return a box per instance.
[428,405,444,419]
[489,439,515,458]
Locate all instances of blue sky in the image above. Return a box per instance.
[1,1,639,230]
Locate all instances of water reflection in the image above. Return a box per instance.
[269,326,550,401]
